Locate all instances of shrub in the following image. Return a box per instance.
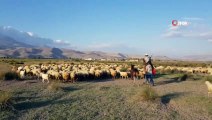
[0,71,19,81]
[0,91,13,110]
[47,81,61,91]
[178,74,202,81]
[178,74,188,81]
[0,72,5,80]
[204,76,212,83]
[120,67,128,72]
[141,86,158,101]
[4,72,19,80]
[0,71,19,80]
[187,74,202,81]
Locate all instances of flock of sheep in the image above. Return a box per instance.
[12,63,212,83]
[13,63,144,83]
[10,62,212,96]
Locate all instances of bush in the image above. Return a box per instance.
[140,86,158,101]
[177,74,202,81]
[4,72,19,80]
[204,76,212,83]
[47,82,61,91]
[120,67,128,72]
[0,71,19,80]
[0,72,5,80]
[178,74,188,81]
[187,74,202,81]
[0,91,13,110]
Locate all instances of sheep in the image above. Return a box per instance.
[40,73,49,83]
[31,68,41,79]
[205,81,212,97]
[94,70,101,78]
[208,68,212,75]
[17,66,24,73]
[48,70,61,80]
[52,71,61,80]
[62,71,70,82]
[11,66,17,72]
[70,71,76,83]
[119,72,128,79]
[155,66,164,71]
[138,71,144,79]
[19,70,26,79]
[110,70,117,79]
[201,68,208,74]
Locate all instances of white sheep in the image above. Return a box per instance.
[119,72,128,79]
[19,70,26,79]
[40,73,49,83]
[205,81,212,97]
[70,71,76,82]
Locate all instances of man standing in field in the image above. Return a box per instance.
[143,54,155,86]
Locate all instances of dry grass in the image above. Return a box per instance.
[140,86,158,101]
[0,62,19,81]
[0,63,11,79]
[0,91,13,110]
[204,76,212,83]
[130,86,159,102]
[47,81,62,91]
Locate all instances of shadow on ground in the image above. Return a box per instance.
[161,92,190,105]
[61,86,80,92]
[156,75,187,86]
[14,86,80,111]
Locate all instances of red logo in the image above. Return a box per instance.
[172,20,178,26]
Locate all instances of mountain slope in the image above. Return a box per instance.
[0,26,62,48]
[0,47,127,59]
[0,33,33,49]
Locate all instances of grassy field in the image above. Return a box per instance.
[0,73,212,120]
[0,59,212,119]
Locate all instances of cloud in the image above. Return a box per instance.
[208,39,212,42]
[182,17,204,21]
[162,18,212,41]
[84,42,144,54]
[26,32,34,36]
[52,39,74,48]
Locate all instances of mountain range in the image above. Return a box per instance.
[0,26,127,59]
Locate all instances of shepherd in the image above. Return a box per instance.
[143,54,155,86]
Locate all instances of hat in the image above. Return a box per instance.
[145,53,148,56]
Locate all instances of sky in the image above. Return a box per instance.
[0,0,212,57]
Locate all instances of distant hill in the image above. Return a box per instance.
[0,26,128,59]
[0,34,33,49]
[180,55,212,61]
[0,47,128,59]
